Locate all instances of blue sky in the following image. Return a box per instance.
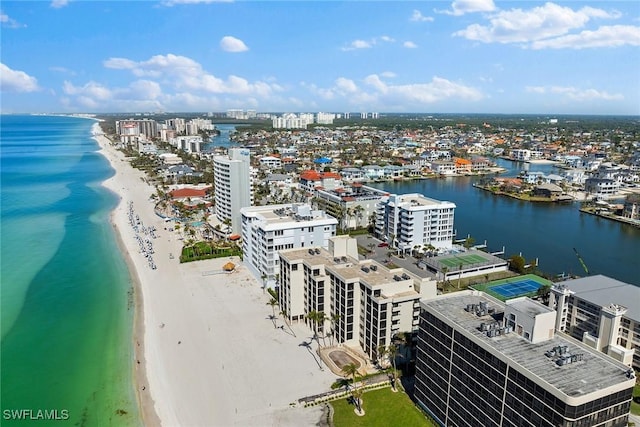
[1,1,639,115]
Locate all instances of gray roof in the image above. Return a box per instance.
[422,292,634,400]
[265,173,290,181]
[561,275,640,322]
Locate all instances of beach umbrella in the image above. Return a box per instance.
[222,262,236,272]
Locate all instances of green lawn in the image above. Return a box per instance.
[631,377,640,416]
[331,388,435,427]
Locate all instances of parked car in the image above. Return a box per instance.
[378,242,389,247]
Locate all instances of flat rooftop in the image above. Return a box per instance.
[396,194,447,207]
[423,292,633,399]
[280,248,421,294]
[558,275,640,322]
[507,298,555,316]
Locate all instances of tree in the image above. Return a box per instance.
[463,235,476,249]
[222,218,232,234]
[536,285,551,305]
[267,298,279,328]
[509,254,526,274]
[305,310,325,347]
[353,205,365,229]
[387,343,400,391]
[341,362,364,414]
[329,313,341,346]
[440,266,449,293]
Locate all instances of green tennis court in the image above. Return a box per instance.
[439,253,488,268]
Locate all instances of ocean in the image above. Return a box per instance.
[0,115,140,426]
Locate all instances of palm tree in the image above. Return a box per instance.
[353,205,365,229]
[341,362,359,390]
[329,313,341,346]
[280,310,296,337]
[342,362,363,414]
[267,298,278,328]
[377,344,388,367]
[440,266,449,293]
[261,273,267,292]
[305,310,325,347]
[222,218,232,235]
[387,343,400,391]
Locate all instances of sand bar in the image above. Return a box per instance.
[93,124,337,426]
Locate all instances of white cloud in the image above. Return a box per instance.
[104,54,202,78]
[63,80,112,100]
[335,77,359,94]
[49,66,77,76]
[1,11,25,28]
[342,36,396,51]
[126,80,163,100]
[102,53,280,99]
[103,57,138,70]
[437,0,496,16]
[369,75,484,104]
[342,39,373,51]
[380,71,397,78]
[0,63,39,92]
[62,79,167,111]
[50,0,70,9]
[310,74,483,110]
[531,25,640,49]
[410,10,434,22]
[403,41,418,48]
[526,85,623,101]
[220,36,249,52]
[454,3,623,45]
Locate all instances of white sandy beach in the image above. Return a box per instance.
[93,124,337,426]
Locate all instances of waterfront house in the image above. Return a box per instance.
[361,165,385,180]
[471,157,491,172]
[533,183,563,198]
[585,178,620,196]
[454,157,472,174]
[622,194,640,220]
[431,160,456,176]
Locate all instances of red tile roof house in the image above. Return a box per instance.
[170,187,213,209]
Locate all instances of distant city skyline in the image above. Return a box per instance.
[1,1,639,115]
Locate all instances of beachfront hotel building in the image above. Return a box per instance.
[240,203,337,288]
[549,275,640,369]
[213,148,253,235]
[278,236,437,360]
[414,291,635,427]
[375,193,456,253]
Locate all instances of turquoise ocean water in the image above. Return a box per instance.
[1,115,140,426]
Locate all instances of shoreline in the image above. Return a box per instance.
[92,124,337,426]
[92,124,161,426]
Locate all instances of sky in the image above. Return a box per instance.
[1,1,639,115]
